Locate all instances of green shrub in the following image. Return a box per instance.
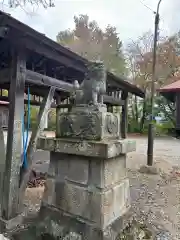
[155,121,174,136]
[128,120,140,133]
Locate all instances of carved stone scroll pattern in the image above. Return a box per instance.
[105,114,119,135]
[60,112,101,140]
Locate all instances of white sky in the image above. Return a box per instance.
[0,0,180,44]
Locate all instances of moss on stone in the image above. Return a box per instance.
[117,220,153,240]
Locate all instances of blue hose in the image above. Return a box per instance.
[22,87,31,169]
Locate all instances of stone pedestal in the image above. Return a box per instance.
[37,60,136,239]
[37,137,136,240]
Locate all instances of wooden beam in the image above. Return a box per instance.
[18,86,55,211]
[1,48,26,220]
[0,68,74,92]
[0,95,56,108]
[0,17,85,66]
[9,32,86,73]
[1,25,86,73]
[0,69,125,106]
[107,72,145,98]
[103,95,124,106]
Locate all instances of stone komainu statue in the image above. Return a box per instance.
[73,61,106,106]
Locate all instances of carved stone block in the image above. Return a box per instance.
[56,110,120,140]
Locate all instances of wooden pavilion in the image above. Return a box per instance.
[0,9,145,225]
[158,80,180,136]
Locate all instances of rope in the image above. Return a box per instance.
[22,86,31,169]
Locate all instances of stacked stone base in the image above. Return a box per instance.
[38,204,132,240]
[37,138,136,240]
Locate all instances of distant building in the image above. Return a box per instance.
[0,101,49,130]
[158,80,180,136]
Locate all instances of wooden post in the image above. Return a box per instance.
[107,104,112,112]
[0,125,6,217]
[1,48,26,220]
[56,95,61,137]
[67,97,72,112]
[176,93,180,129]
[121,91,128,139]
[18,87,55,211]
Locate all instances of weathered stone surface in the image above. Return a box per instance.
[0,214,24,233]
[54,181,89,219]
[47,153,57,178]
[49,152,89,185]
[57,110,120,141]
[139,165,160,175]
[37,205,134,240]
[45,178,130,229]
[102,179,130,228]
[38,138,136,158]
[67,156,89,185]
[37,60,135,240]
[56,181,89,219]
[73,60,106,106]
[90,155,127,188]
[118,220,153,240]
[48,152,126,188]
[103,156,126,187]
[38,137,55,151]
[0,234,10,240]
[124,177,131,208]
[43,178,56,206]
[120,140,136,153]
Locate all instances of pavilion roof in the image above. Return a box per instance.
[0,10,144,98]
[157,79,180,102]
[158,79,180,93]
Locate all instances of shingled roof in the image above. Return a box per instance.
[158,80,180,93]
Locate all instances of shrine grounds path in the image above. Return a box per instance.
[127,135,180,168]
[127,135,180,240]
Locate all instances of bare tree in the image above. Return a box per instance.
[126,31,180,131]
[126,31,155,132]
[0,0,54,8]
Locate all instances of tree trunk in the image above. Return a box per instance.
[140,97,147,133]
[135,95,138,122]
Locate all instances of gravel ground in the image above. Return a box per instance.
[127,136,180,239]
[127,168,180,239]
[23,135,180,239]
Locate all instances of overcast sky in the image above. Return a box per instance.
[0,0,180,44]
